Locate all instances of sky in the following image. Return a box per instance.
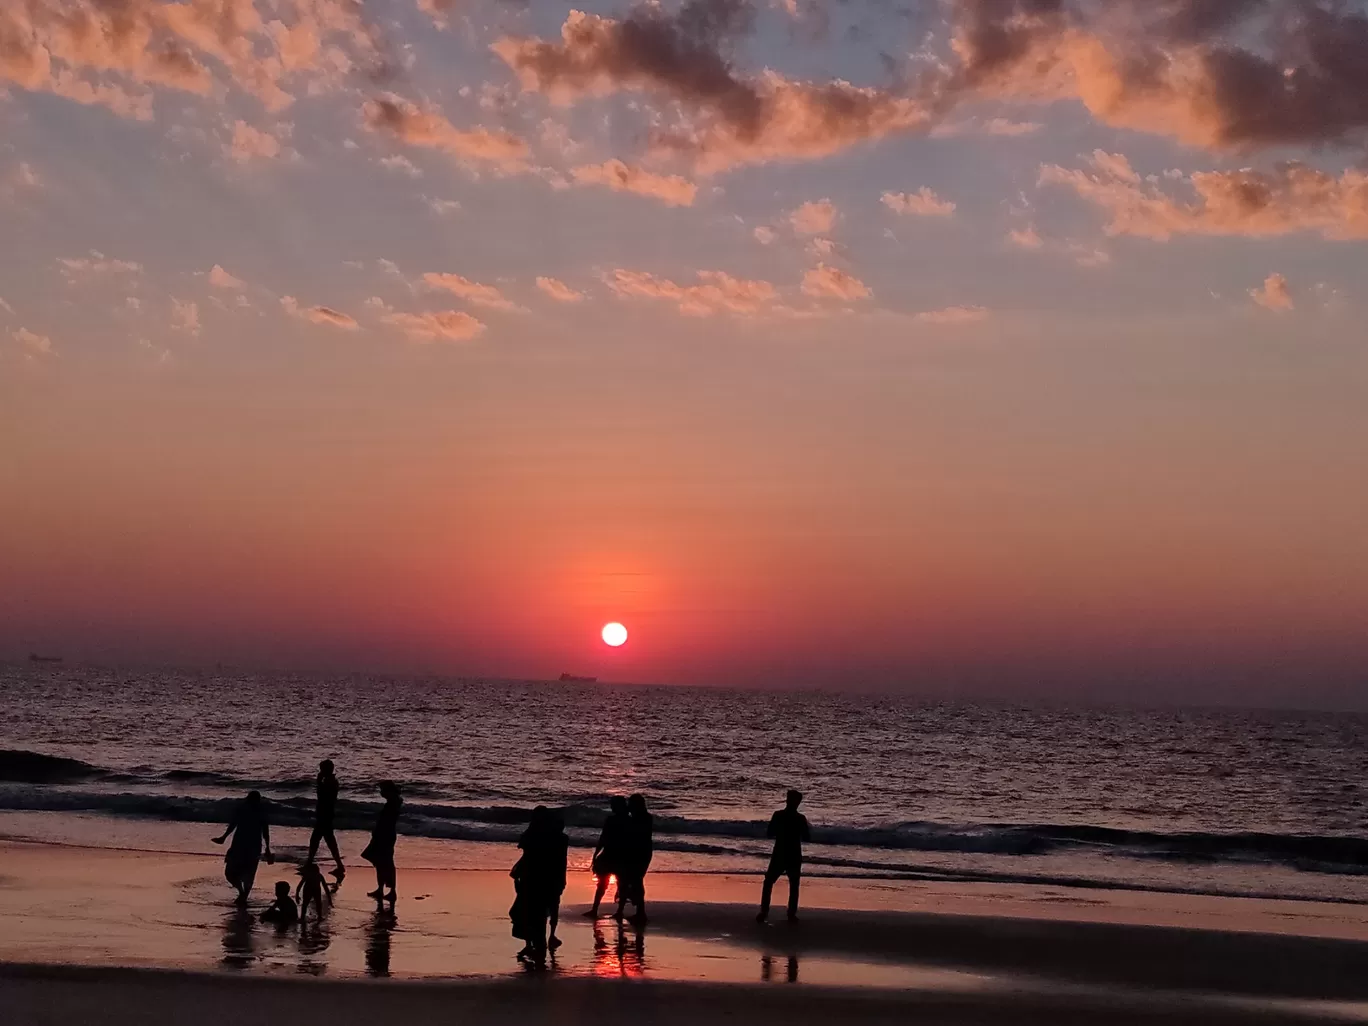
[2,0,1368,705]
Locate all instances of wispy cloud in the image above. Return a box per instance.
[801,264,871,302]
[882,188,956,218]
[1250,274,1295,313]
[281,296,358,329]
[570,160,697,207]
[383,309,486,342]
[916,306,990,325]
[421,273,518,311]
[536,277,585,303]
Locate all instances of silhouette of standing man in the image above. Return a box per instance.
[757,789,810,923]
[307,759,343,874]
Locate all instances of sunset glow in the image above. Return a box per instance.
[601,623,629,648]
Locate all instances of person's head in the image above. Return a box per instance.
[246,790,262,806]
[319,759,334,776]
[275,881,290,898]
[628,794,648,815]
[380,780,399,802]
[785,789,803,810]
[530,805,549,830]
[610,795,628,815]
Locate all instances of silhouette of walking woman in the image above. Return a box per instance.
[509,805,569,965]
[212,790,274,906]
[585,795,630,919]
[361,780,401,904]
[757,789,810,923]
[307,759,343,874]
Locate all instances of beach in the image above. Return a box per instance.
[5,827,1368,1024]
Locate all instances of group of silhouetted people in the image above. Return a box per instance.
[586,793,655,923]
[212,760,403,917]
[212,759,813,960]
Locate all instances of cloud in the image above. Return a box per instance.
[363,98,530,171]
[0,0,379,122]
[0,297,13,314]
[789,198,836,235]
[171,298,200,335]
[229,121,282,162]
[383,309,486,342]
[570,159,697,206]
[281,296,358,329]
[493,3,931,174]
[801,264,871,301]
[1250,273,1294,312]
[13,327,53,355]
[1041,151,1368,241]
[380,154,422,177]
[604,267,778,316]
[208,264,246,289]
[753,225,776,245]
[882,188,956,218]
[1007,224,1045,250]
[59,251,142,278]
[536,277,585,303]
[916,305,990,325]
[421,272,518,311]
[426,197,462,216]
[937,0,1368,153]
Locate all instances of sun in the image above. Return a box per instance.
[601,622,628,647]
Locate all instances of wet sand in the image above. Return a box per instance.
[4,834,1368,1023]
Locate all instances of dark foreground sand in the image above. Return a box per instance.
[3,962,1363,1026]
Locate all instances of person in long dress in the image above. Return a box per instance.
[362,780,402,903]
[509,806,569,965]
[212,790,274,906]
[617,794,653,923]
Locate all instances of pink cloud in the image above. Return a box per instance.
[569,159,697,207]
[801,264,871,302]
[536,277,585,303]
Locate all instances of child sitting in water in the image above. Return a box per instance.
[296,861,333,922]
[260,880,298,925]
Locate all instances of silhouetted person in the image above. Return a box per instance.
[585,795,630,918]
[213,790,273,906]
[617,793,653,923]
[307,759,343,874]
[510,805,569,965]
[260,880,298,925]
[757,789,810,923]
[296,860,333,922]
[362,780,401,903]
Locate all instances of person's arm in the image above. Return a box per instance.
[212,817,237,845]
[766,813,778,839]
[262,819,274,863]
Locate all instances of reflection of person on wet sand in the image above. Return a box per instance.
[585,795,630,919]
[212,790,273,906]
[761,953,799,983]
[361,780,401,904]
[364,908,396,977]
[307,759,344,874]
[592,920,646,978]
[260,880,298,925]
[220,909,255,969]
[757,789,810,924]
[296,861,333,921]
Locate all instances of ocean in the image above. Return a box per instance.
[3,663,1367,905]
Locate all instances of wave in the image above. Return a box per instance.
[3,749,1367,877]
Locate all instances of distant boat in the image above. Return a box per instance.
[559,673,597,683]
[29,653,63,664]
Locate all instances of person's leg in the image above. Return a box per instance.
[586,875,608,916]
[385,863,397,900]
[757,864,780,921]
[369,865,385,898]
[786,865,801,920]
[307,827,322,862]
[549,898,562,948]
[324,830,343,868]
[242,860,258,903]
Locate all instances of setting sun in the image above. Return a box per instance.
[601,622,628,648]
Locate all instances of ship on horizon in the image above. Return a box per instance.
[29,653,63,664]
[558,673,597,683]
